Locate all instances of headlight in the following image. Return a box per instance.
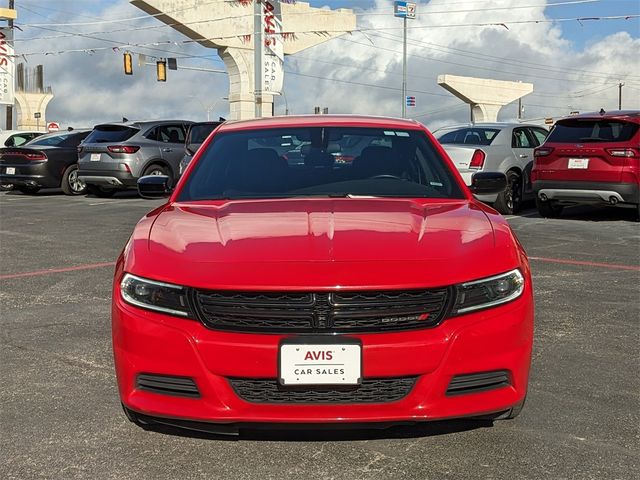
[453,269,525,315]
[120,273,192,317]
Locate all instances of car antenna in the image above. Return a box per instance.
[122,117,129,122]
[599,108,606,115]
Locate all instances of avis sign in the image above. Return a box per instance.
[260,0,284,95]
[0,27,15,105]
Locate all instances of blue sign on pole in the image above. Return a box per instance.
[406,96,416,107]
[394,1,416,19]
[394,1,408,18]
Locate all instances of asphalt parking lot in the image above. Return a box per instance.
[1,190,638,480]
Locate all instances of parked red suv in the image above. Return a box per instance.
[113,115,534,434]
[532,110,640,218]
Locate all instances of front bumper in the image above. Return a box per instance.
[78,168,137,189]
[113,283,534,426]
[534,180,640,205]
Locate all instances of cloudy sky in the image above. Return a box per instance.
[5,0,640,131]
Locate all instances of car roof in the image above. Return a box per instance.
[556,110,640,122]
[30,129,91,139]
[93,120,192,129]
[218,114,424,133]
[436,122,544,130]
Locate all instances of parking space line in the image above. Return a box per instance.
[530,256,640,271]
[0,262,115,280]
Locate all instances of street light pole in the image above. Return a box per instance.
[394,2,415,118]
[402,16,407,119]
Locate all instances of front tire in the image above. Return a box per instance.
[86,184,116,198]
[536,197,564,218]
[61,164,87,195]
[17,185,40,195]
[494,171,522,215]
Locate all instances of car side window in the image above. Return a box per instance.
[512,128,533,148]
[158,125,185,144]
[144,127,159,141]
[529,128,549,146]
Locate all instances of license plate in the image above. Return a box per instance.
[5,167,15,175]
[568,158,589,169]
[279,339,362,386]
[90,153,101,162]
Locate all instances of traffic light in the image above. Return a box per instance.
[123,52,133,75]
[157,60,167,82]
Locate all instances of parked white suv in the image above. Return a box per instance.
[435,123,548,214]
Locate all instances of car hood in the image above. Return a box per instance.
[134,198,521,289]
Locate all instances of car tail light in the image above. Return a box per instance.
[606,148,637,158]
[107,145,140,154]
[534,147,554,157]
[469,149,485,169]
[25,152,47,161]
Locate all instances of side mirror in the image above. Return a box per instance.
[469,172,507,196]
[138,175,171,199]
[185,144,195,156]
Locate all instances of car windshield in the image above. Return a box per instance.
[437,127,500,146]
[547,119,639,143]
[178,126,465,201]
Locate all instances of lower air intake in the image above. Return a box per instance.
[229,377,417,404]
[446,370,510,396]
[136,374,200,398]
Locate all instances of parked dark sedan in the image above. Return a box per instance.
[0,129,91,195]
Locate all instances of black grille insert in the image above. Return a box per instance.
[229,377,418,404]
[446,370,510,396]
[193,288,452,333]
[136,374,200,398]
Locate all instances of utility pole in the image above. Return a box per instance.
[618,82,624,110]
[5,0,14,130]
[518,98,522,120]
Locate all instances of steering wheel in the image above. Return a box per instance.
[369,174,402,180]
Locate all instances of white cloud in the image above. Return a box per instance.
[9,0,640,131]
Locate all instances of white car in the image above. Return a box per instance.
[435,123,548,214]
[0,130,44,147]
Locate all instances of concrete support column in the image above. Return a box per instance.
[219,47,273,120]
[14,91,54,131]
[471,104,502,123]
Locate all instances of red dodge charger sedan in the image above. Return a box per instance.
[112,115,533,434]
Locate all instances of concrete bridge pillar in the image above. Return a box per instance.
[131,1,356,120]
[14,91,54,131]
[437,74,534,123]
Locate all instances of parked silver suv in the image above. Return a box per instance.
[78,120,192,197]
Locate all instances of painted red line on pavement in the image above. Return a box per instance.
[529,256,640,271]
[0,262,115,280]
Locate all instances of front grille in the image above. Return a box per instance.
[192,288,452,333]
[136,374,200,398]
[446,370,510,396]
[229,377,417,404]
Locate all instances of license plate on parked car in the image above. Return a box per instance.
[90,153,101,162]
[279,340,362,386]
[568,158,589,169]
[5,167,15,175]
